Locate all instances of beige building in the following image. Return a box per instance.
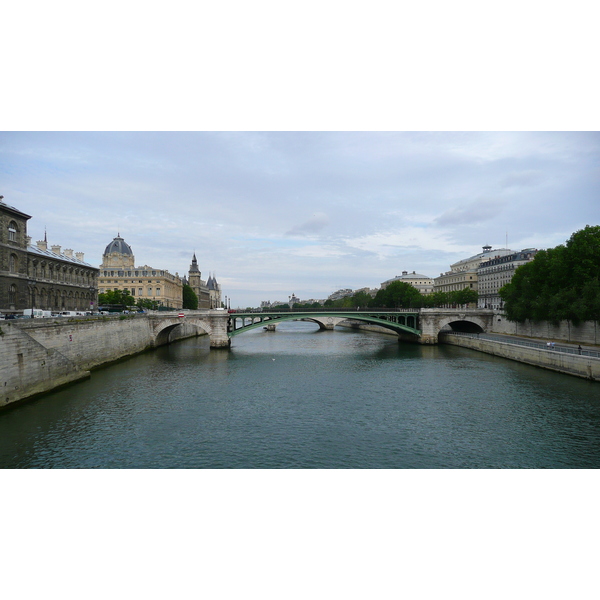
[434,245,513,294]
[477,248,538,309]
[99,235,183,309]
[381,271,434,294]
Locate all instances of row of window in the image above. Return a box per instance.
[7,253,96,284]
[6,284,93,306]
[100,287,161,296]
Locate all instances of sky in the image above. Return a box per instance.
[1,131,599,307]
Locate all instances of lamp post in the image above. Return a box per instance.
[89,286,96,313]
[27,280,35,316]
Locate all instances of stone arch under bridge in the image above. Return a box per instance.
[418,309,494,344]
[150,312,230,348]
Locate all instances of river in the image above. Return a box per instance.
[2,321,600,468]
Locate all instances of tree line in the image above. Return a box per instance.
[499,225,600,324]
[272,282,478,310]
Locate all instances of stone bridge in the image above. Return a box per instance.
[149,308,495,347]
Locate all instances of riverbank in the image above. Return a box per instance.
[441,332,600,381]
[0,316,204,410]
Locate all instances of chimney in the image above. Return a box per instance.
[37,240,48,251]
[75,252,85,261]
[25,235,32,246]
[402,271,408,275]
[64,248,74,258]
[51,244,61,255]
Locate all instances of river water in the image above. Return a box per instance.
[2,321,600,468]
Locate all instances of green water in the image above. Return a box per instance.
[2,322,600,468]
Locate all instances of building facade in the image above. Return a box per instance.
[434,245,514,295]
[0,196,99,315]
[206,273,222,309]
[184,253,211,309]
[477,248,538,309]
[98,235,183,309]
[381,271,434,294]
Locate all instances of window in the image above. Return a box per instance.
[156,288,161,296]
[9,254,17,273]
[148,287,152,296]
[9,284,16,305]
[138,288,143,296]
[8,221,17,242]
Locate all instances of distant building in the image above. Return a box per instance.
[477,249,538,309]
[434,245,513,295]
[183,254,222,309]
[184,253,210,308]
[381,271,434,294]
[0,196,98,314]
[328,288,353,301]
[98,234,183,309]
[206,273,222,309]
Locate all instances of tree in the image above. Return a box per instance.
[500,225,600,323]
[452,288,478,307]
[98,289,135,307]
[182,284,198,310]
[372,281,423,308]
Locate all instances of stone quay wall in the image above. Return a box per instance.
[0,316,204,409]
[491,314,600,346]
[441,334,600,381]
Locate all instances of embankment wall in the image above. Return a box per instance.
[0,316,202,409]
[441,334,600,381]
[491,314,600,345]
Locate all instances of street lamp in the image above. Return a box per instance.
[27,280,35,316]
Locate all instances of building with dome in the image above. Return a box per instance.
[98,234,183,309]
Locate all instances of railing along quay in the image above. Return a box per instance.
[443,331,600,359]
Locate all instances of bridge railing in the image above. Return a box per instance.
[229,307,421,314]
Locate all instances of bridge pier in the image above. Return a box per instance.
[207,312,231,348]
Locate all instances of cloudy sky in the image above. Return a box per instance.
[1,131,598,307]
[3,4,599,308]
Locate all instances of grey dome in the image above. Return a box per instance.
[104,235,133,256]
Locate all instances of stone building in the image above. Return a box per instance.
[98,234,183,309]
[477,248,538,309]
[0,196,99,315]
[206,273,222,309]
[381,271,434,294]
[184,253,211,309]
[434,245,514,295]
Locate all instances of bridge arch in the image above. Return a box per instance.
[153,318,212,346]
[437,316,486,336]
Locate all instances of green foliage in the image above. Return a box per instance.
[371,281,424,308]
[182,284,198,310]
[136,299,160,310]
[500,225,600,323]
[99,289,135,306]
